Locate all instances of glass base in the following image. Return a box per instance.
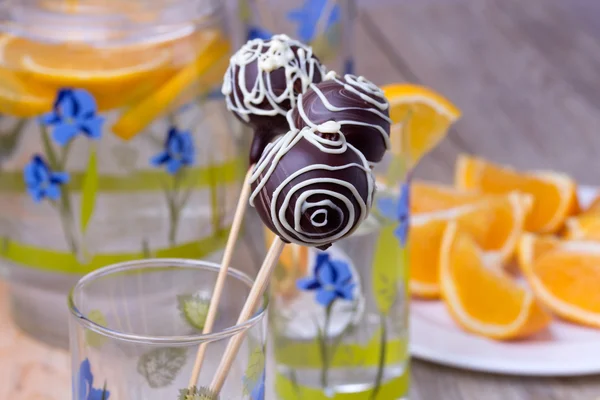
[9,276,74,349]
[274,363,409,399]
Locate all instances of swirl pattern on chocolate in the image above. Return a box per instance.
[291,72,392,163]
[249,121,374,249]
[221,34,326,133]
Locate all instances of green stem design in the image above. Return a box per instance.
[166,168,194,246]
[59,197,79,254]
[59,140,74,170]
[319,302,334,389]
[0,119,26,158]
[101,382,109,400]
[40,125,60,170]
[370,314,388,400]
[40,124,79,255]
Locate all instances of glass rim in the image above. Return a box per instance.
[68,258,267,345]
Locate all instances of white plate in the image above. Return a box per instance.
[409,186,600,376]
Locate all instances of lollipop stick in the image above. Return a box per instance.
[187,167,254,389]
[209,236,286,393]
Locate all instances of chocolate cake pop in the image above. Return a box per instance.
[290,72,391,164]
[249,121,374,250]
[221,34,326,164]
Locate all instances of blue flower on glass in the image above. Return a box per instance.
[150,126,195,175]
[40,88,104,146]
[377,182,410,246]
[288,0,340,43]
[77,359,110,400]
[250,370,265,400]
[297,252,355,307]
[23,154,69,202]
[247,26,273,41]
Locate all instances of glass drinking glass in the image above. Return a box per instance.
[0,0,257,347]
[68,258,267,400]
[268,187,410,399]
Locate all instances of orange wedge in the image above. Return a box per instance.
[112,30,230,139]
[382,84,461,167]
[410,192,532,298]
[518,234,600,328]
[411,180,487,214]
[439,223,551,340]
[0,69,54,117]
[455,154,578,233]
[564,215,600,241]
[581,196,600,216]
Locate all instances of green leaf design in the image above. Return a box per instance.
[80,149,99,233]
[243,343,266,394]
[177,294,211,331]
[137,347,187,388]
[372,225,403,315]
[85,309,108,348]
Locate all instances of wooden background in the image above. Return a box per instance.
[356,0,600,398]
[3,0,600,399]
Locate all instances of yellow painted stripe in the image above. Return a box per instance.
[274,335,408,369]
[275,370,409,400]
[0,228,230,274]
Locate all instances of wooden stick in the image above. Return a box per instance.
[187,168,254,389]
[209,237,286,393]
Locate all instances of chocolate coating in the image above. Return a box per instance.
[291,73,391,164]
[249,122,374,250]
[221,34,326,163]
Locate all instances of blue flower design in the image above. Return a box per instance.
[377,182,410,246]
[250,370,265,400]
[288,0,340,43]
[247,26,273,41]
[150,126,195,175]
[40,88,104,146]
[77,359,110,400]
[23,154,69,202]
[297,252,355,307]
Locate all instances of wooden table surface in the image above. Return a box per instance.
[3,0,600,399]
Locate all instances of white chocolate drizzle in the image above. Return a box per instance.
[221,34,326,123]
[294,73,392,153]
[249,122,375,247]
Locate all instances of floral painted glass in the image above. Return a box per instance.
[233,0,355,75]
[267,184,410,399]
[69,259,267,400]
[0,1,253,346]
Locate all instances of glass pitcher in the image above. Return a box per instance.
[267,181,410,399]
[231,0,356,75]
[0,0,253,347]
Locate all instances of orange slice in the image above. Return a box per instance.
[518,234,600,328]
[581,195,600,216]
[410,192,532,298]
[112,30,230,139]
[411,180,487,214]
[455,154,578,233]
[439,222,551,340]
[516,233,560,275]
[564,215,600,241]
[382,84,461,167]
[0,69,54,117]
